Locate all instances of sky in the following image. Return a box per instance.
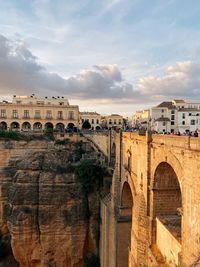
[0,0,200,116]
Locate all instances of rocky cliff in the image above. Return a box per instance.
[0,139,103,267]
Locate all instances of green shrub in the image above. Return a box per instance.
[55,139,70,145]
[75,160,107,195]
[0,131,20,140]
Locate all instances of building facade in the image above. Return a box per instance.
[132,109,150,128]
[150,100,200,133]
[0,95,79,131]
[105,114,123,130]
[80,112,101,130]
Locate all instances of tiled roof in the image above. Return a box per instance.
[156,101,175,109]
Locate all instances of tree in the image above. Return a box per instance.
[75,160,106,195]
[82,120,91,129]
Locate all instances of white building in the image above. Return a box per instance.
[150,100,200,134]
[177,108,200,134]
[150,101,177,133]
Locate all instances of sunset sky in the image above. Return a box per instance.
[0,0,200,115]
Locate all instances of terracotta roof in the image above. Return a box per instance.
[155,117,170,122]
[156,101,175,109]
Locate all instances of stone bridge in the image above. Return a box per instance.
[92,131,200,267]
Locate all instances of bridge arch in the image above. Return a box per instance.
[152,161,182,265]
[151,150,183,190]
[117,181,134,267]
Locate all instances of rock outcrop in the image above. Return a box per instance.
[0,139,102,267]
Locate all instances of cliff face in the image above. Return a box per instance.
[0,140,100,267]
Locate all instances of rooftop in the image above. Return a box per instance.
[156,101,175,109]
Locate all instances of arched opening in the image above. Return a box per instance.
[117,182,133,267]
[121,182,133,217]
[110,143,116,168]
[33,122,42,131]
[56,123,65,131]
[10,122,20,131]
[45,122,54,130]
[152,162,182,265]
[67,123,75,130]
[96,126,101,130]
[22,122,31,130]
[0,121,7,131]
[82,120,91,129]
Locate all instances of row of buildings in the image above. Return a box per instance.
[133,99,200,133]
[0,95,124,131]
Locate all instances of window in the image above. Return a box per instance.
[37,101,44,105]
[114,119,116,124]
[92,119,94,124]
[68,111,74,120]
[96,119,99,124]
[57,111,63,119]
[182,113,185,119]
[171,121,174,125]
[161,109,164,113]
[109,119,112,125]
[35,110,41,119]
[191,120,195,125]
[24,110,29,118]
[82,119,84,123]
[128,155,132,172]
[46,111,52,119]
[171,115,175,120]
[182,121,185,125]
[0,109,6,118]
[119,119,121,124]
[163,122,166,126]
[16,101,21,104]
[171,110,175,114]
[189,113,191,116]
[13,110,18,118]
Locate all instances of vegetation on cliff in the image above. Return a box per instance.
[0,131,21,140]
[75,160,107,195]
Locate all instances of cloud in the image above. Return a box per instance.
[138,61,200,98]
[0,35,200,104]
[0,34,138,100]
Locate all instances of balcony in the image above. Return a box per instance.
[34,116,41,119]
[23,116,30,119]
[46,116,53,120]
[57,116,64,120]
[0,115,7,119]
[12,116,19,119]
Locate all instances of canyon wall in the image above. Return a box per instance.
[0,139,101,267]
